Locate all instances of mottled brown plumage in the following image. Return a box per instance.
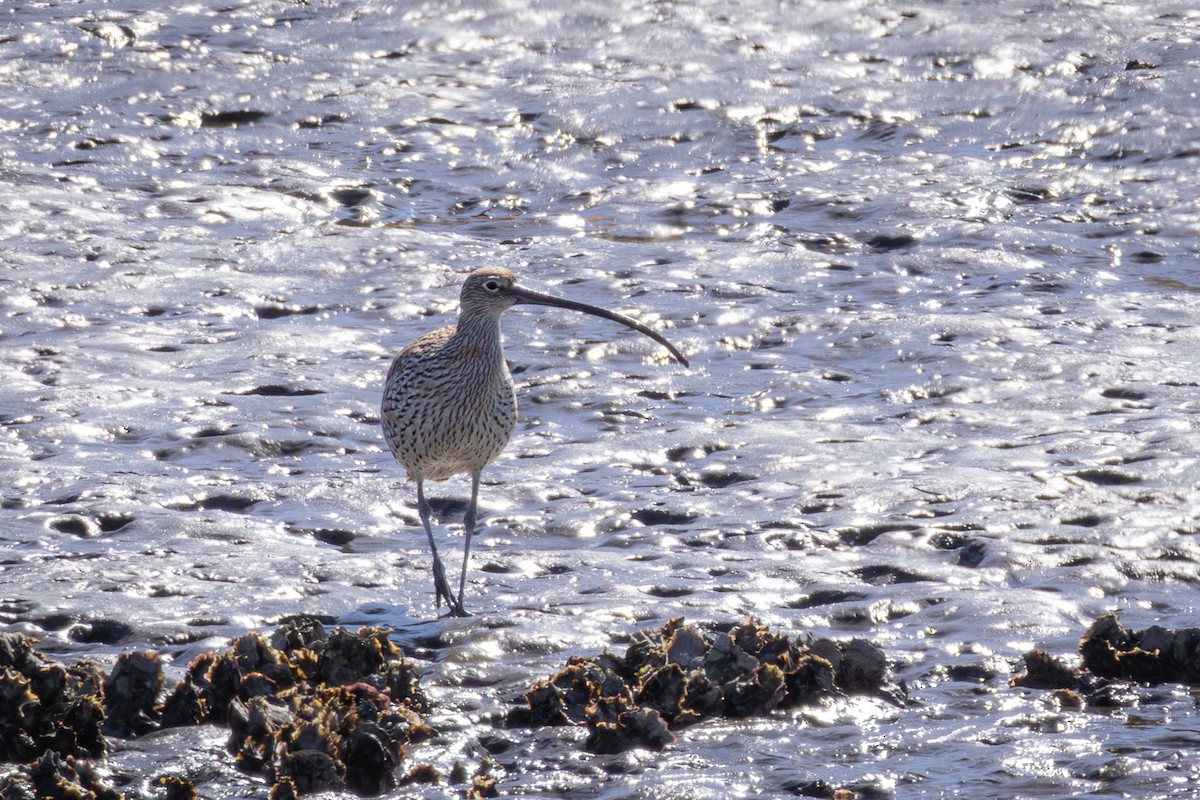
[382,267,688,616]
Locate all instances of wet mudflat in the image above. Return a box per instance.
[3,0,1200,797]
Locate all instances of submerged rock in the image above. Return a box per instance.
[509,618,900,754]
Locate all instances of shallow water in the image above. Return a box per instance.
[3,0,1200,796]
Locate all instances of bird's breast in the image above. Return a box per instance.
[381,339,517,481]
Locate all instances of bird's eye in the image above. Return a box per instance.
[484,280,501,292]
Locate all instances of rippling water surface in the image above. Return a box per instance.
[4,0,1200,796]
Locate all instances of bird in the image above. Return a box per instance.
[381,267,689,616]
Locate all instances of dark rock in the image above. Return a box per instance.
[277,749,342,794]
[103,651,163,737]
[27,750,122,800]
[631,508,698,526]
[643,585,693,598]
[946,663,996,683]
[635,664,686,720]
[834,639,888,693]
[696,470,756,488]
[399,763,441,786]
[956,540,988,568]
[1080,614,1173,683]
[156,774,197,800]
[864,232,917,251]
[723,663,785,717]
[852,564,929,585]
[1011,651,1081,690]
[1072,469,1142,486]
[194,494,261,512]
[342,728,397,795]
[476,733,515,755]
[789,589,868,609]
[200,110,269,127]
[69,620,133,645]
[1170,628,1200,683]
[230,385,322,397]
[49,515,98,537]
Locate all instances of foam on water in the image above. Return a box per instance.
[3,0,1200,796]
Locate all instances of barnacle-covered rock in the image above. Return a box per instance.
[0,620,435,799]
[635,663,686,720]
[781,653,837,706]
[152,618,431,797]
[585,695,674,754]
[511,618,896,754]
[276,749,341,794]
[0,634,107,764]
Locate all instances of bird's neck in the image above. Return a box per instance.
[453,311,505,361]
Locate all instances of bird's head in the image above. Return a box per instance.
[460,267,520,316]
[457,266,689,366]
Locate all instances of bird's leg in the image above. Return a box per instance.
[450,470,481,617]
[416,478,458,612]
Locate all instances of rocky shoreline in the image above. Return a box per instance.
[2,613,1194,798]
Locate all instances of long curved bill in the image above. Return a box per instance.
[512,286,689,367]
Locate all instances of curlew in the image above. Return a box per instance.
[381,267,688,616]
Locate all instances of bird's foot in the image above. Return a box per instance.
[434,584,459,611]
[449,600,471,618]
[431,560,459,611]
